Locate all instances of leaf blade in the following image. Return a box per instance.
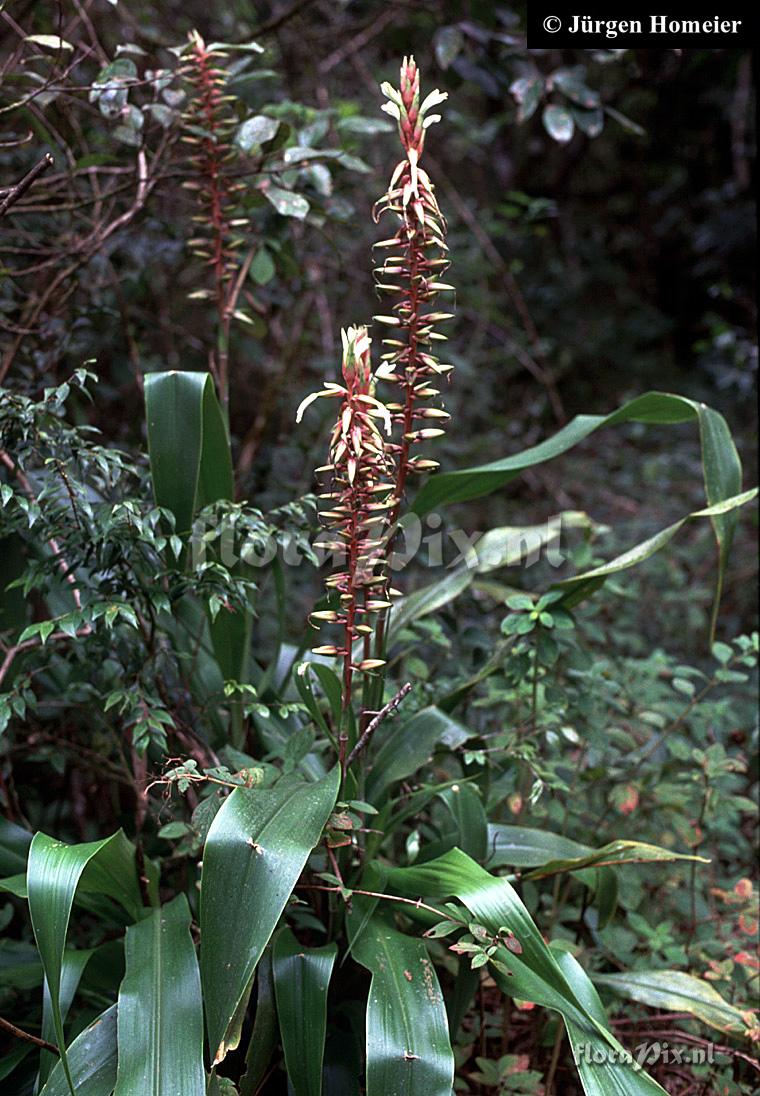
[200,767,340,1064]
[273,929,337,1096]
[114,894,205,1095]
[351,914,454,1096]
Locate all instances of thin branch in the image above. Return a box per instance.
[0,1014,60,1056]
[297,882,461,924]
[252,0,317,35]
[0,153,54,218]
[318,8,399,74]
[345,681,412,769]
[0,628,92,690]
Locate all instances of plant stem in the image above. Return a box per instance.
[0,1014,59,1055]
[345,681,411,769]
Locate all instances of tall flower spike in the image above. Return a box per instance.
[298,327,396,755]
[180,33,244,291]
[374,57,454,516]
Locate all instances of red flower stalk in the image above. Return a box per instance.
[297,327,396,766]
[373,56,455,519]
[180,32,245,409]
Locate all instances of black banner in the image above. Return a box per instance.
[527,5,756,48]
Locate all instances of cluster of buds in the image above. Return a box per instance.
[180,32,245,288]
[373,56,455,512]
[297,327,398,709]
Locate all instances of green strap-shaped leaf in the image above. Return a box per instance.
[556,489,756,610]
[366,707,471,803]
[351,913,454,1096]
[145,371,247,685]
[387,848,668,1095]
[0,814,32,875]
[412,391,749,634]
[200,767,340,1065]
[412,392,741,518]
[272,929,337,1096]
[486,825,590,868]
[593,969,753,1037]
[114,894,205,1095]
[555,952,667,1096]
[486,826,709,877]
[39,1004,118,1096]
[145,371,233,539]
[522,839,709,880]
[28,831,151,1095]
[39,948,95,1086]
[386,514,592,643]
[439,784,488,862]
[239,952,277,1096]
[389,849,595,1028]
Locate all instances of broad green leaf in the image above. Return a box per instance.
[28,831,151,1094]
[556,952,667,1096]
[200,767,340,1064]
[486,826,620,927]
[439,784,488,862]
[593,970,754,1037]
[350,913,454,1096]
[40,948,95,1086]
[510,74,543,123]
[388,849,597,1027]
[412,391,742,522]
[263,184,309,219]
[40,1004,118,1096]
[145,370,233,539]
[145,371,246,684]
[486,825,589,868]
[387,848,666,1095]
[557,490,756,610]
[543,103,575,142]
[572,106,604,138]
[366,707,471,803]
[593,868,619,929]
[235,114,279,151]
[433,25,463,70]
[273,929,337,1096]
[387,515,591,643]
[0,814,32,875]
[114,894,205,1095]
[522,839,710,881]
[488,826,708,877]
[412,392,748,635]
[387,569,471,643]
[239,953,277,1096]
[551,67,600,108]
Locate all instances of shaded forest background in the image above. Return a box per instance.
[1,5,756,650]
[0,6,758,1095]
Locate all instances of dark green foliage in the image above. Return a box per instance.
[0,6,757,1096]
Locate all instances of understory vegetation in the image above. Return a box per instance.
[0,5,757,1095]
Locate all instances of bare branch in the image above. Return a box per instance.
[0,153,54,218]
[346,681,412,770]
